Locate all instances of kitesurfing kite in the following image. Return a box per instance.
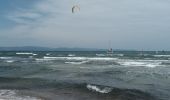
[72,5,80,13]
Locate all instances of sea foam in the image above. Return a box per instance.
[16,53,37,56]
[65,61,88,65]
[118,60,162,68]
[87,84,112,93]
[43,56,117,61]
[0,90,41,100]
[154,55,170,57]
[68,54,76,57]
[0,57,13,60]
[5,60,15,63]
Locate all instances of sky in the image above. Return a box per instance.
[0,0,170,50]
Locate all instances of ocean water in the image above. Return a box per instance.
[0,51,170,100]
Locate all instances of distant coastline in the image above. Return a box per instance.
[0,46,136,51]
[0,46,105,51]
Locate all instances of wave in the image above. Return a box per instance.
[0,57,13,60]
[43,56,118,61]
[153,55,170,57]
[118,60,162,68]
[0,76,157,100]
[46,53,51,56]
[0,57,16,63]
[113,54,124,57]
[0,57,36,63]
[65,61,88,65]
[35,56,119,65]
[68,54,76,57]
[0,90,41,100]
[87,84,113,93]
[5,60,15,63]
[138,54,150,56]
[36,56,170,66]
[96,54,106,57]
[16,53,37,56]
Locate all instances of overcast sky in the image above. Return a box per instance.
[0,0,170,50]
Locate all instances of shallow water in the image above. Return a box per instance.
[0,51,170,100]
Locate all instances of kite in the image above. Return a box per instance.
[72,5,80,13]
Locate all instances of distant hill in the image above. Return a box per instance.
[0,46,106,51]
[0,46,51,51]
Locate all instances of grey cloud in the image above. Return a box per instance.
[1,0,170,50]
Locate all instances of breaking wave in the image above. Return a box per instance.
[87,84,113,93]
[68,54,76,57]
[16,53,37,56]
[0,90,41,100]
[0,57,13,60]
[153,55,170,57]
[65,61,88,65]
[42,56,118,61]
[118,60,163,68]
[5,60,15,63]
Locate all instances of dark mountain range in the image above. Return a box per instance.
[0,46,106,51]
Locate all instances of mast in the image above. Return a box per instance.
[107,40,113,56]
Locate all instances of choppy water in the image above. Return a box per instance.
[0,51,170,100]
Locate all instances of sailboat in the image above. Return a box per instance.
[107,48,113,56]
[106,40,113,56]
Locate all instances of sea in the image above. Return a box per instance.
[0,51,169,100]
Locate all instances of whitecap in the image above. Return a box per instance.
[145,63,160,68]
[43,56,86,60]
[119,61,146,66]
[32,54,37,56]
[46,53,51,56]
[16,53,37,56]
[96,54,105,57]
[154,55,170,57]
[0,57,13,60]
[87,84,112,93]
[5,60,14,63]
[68,54,75,57]
[88,57,117,61]
[43,56,118,61]
[0,90,41,100]
[65,61,88,65]
[118,60,162,68]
